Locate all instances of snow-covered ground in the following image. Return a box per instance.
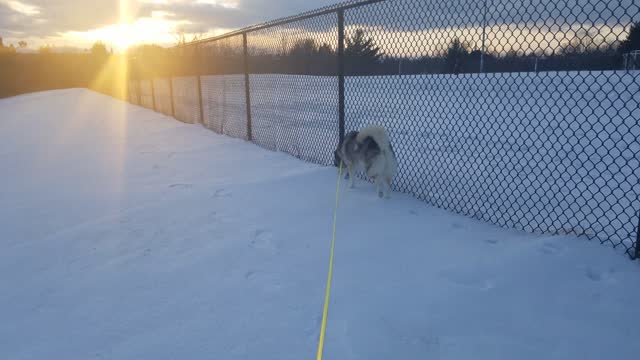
[1,89,639,359]
[142,71,640,253]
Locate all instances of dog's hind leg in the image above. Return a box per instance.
[373,176,383,198]
[384,176,392,199]
[340,161,349,180]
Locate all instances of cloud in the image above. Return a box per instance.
[1,0,122,39]
[3,0,355,50]
[1,0,635,50]
[4,0,40,16]
[0,0,337,47]
[137,0,339,33]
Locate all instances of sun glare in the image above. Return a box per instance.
[37,0,232,51]
[66,16,183,51]
[62,0,189,51]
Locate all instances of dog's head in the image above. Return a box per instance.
[334,130,360,167]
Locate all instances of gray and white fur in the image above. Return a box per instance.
[334,125,397,198]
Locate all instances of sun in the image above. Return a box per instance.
[61,0,219,51]
[69,16,182,51]
[86,23,136,50]
[63,0,183,51]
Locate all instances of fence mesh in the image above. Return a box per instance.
[197,35,248,139]
[139,79,154,109]
[152,78,173,116]
[172,76,201,124]
[247,13,339,164]
[128,80,139,105]
[128,0,640,259]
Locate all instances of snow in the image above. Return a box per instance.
[1,88,639,359]
[148,71,640,252]
[345,71,640,249]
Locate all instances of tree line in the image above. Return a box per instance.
[0,41,126,99]
[1,23,638,98]
[128,23,640,79]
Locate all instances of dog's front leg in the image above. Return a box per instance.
[384,176,392,198]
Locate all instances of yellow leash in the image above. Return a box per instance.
[316,161,342,360]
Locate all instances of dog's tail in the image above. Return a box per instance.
[356,125,392,153]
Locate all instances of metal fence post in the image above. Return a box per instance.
[137,79,142,106]
[169,77,175,118]
[480,0,488,73]
[197,75,204,125]
[150,79,156,112]
[243,32,253,141]
[195,44,205,125]
[635,214,640,260]
[337,9,346,163]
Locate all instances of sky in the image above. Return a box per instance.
[0,0,636,54]
[0,0,338,51]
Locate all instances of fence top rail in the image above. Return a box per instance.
[176,0,385,48]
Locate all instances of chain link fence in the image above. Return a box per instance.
[127,0,640,259]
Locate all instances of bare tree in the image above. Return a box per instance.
[90,41,109,58]
[279,35,289,57]
[191,32,206,42]
[175,27,188,46]
[175,27,206,46]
